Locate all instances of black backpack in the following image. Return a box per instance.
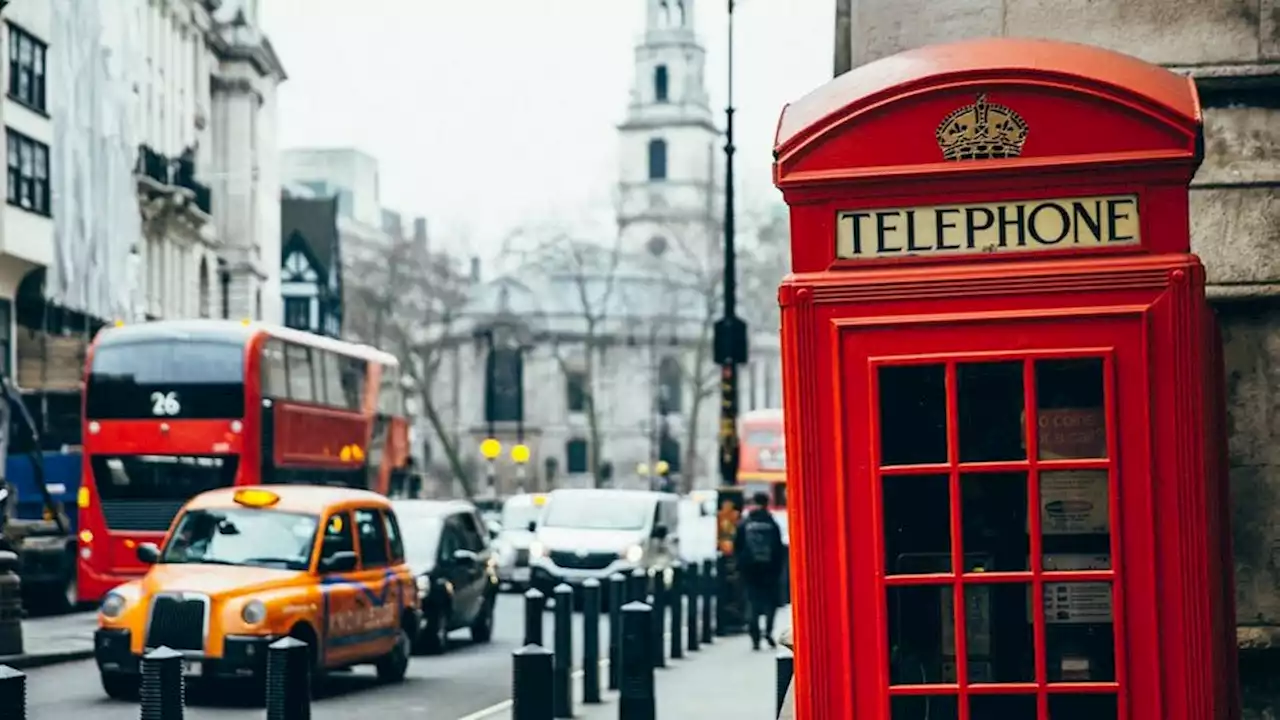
[742,518,777,565]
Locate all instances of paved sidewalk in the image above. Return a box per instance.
[492,630,781,719]
[0,611,97,669]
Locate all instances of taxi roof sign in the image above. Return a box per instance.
[532,493,548,506]
[233,489,280,508]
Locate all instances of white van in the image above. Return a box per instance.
[492,493,548,590]
[528,488,680,595]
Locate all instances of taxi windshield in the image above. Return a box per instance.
[161,508,319,571]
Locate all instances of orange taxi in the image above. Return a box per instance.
[93,485,420,698]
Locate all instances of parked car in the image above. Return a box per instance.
[392,499,499,654]
[492,493,547,591]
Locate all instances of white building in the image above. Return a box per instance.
[0,0,54,381]
[424,0,781,497]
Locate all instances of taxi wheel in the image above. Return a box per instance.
[421,607,451,655]
[376,627,411,683]
[100,671,139,701]
[470,595,495,643]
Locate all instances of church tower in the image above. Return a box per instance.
[617,0,721,272]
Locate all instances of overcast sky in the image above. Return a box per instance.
[261,0,834,259]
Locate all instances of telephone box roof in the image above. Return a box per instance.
[775,37,1200,153]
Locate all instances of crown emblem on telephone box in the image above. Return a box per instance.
[935,93,1029,161]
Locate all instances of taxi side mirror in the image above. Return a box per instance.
[136,543,160,564]
[319,550,358,573]
[527,521,536,532]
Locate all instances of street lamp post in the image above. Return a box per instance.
[711,0,749,637]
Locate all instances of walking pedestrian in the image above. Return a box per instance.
[734,491,786,650]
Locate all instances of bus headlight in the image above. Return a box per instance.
[241,600,267,625]
[624,544,644,564]
[100,592,127,619]
[529,541,545,560]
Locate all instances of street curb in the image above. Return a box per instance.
[0,647,95,670]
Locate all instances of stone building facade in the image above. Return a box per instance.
[834,0,1279,713]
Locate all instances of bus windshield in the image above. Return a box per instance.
[86,339,246,419]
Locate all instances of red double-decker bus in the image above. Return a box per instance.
[738,408,786,509]
[76,319,410,603]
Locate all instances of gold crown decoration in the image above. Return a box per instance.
[935,93,1029,161]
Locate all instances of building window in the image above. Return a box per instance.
[7,24,46,113]
[6,129,49,216]
[657,356,682,415]
[566,438,589,474]
[654,65,669,103]
[566,370,587,413]
[284,297,310,330]
[485,347,524,424]
[0,299,10,378]
[648,138,667,181]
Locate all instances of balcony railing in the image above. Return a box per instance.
[136,145,213,215]
[136,144,170,185]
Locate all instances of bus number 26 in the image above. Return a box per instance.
[150,391,181,416]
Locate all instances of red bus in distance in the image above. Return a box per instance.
[77,319,410,604]
[738,408,786,509]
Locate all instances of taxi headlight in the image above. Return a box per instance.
[100,592,127,619]
[241,599,267,625]
[624,544,644,564]
[529,540,545,560]
[416,575,430,598]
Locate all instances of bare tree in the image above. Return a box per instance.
[344,232,476,498]
[506,225,624,489]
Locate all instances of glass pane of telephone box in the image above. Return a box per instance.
[879,364,947,466]
[961,473,1029,572]
[964,584,1034,683]
[891,695,958,719]
[970,694,1036,720]
[884,475,951,575]
[1042,582,1116,682]
[957,362,1026,462]
[1035,359,1107,460]
[887,585,952,685]
[1048,693,1118,720]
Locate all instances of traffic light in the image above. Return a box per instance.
[480,438,501,460]
[511,443,530,464]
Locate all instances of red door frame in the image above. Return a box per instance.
[843,316,1148,718]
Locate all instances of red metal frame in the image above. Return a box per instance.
[862,336,1129,718]
[773,38,1236,720]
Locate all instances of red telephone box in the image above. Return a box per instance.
[773,38,1238,720]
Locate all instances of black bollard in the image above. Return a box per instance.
[627,567,647,603]
[700,558,715,644]
[0,552,23,657]
[669,561,684,660]
[524,588,546,646]
[552,584,574,718]
[608,572,625,691]
[582,578,602,704]
[0,665,25,720]
[140,646,185,720]
[618,602,655,720]
[512,644,554,720]
[686,561,700,652]
[651,570,666,669]
[266,636,311,720]
[776,648,795,718]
